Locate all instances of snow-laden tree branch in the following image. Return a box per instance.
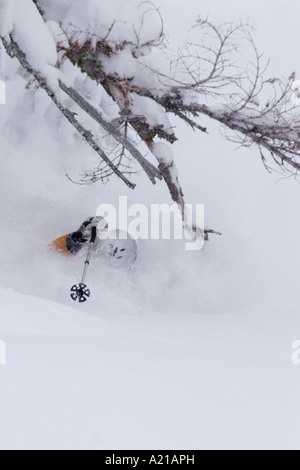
[57,81,162,184]
[0,34,137,189]
[3,0,300,241]
[51,4,300,174]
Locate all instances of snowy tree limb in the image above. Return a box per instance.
[192,103,300,173]
[53,17,223,236]
[3,1,228,240]
[0,35,136,189]
[56,43,190,217]
[58,81,162,184]
[28,2,300,204]
[125,82,300,174]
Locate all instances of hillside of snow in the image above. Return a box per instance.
[1,285,300,451]
[0,0,300,450]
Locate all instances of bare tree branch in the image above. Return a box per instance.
[58,80,162,184]
[31,2,300,179]
[0,35,136,189]
[15,4,297,239]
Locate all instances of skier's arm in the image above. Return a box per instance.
[49,234,70,256]
[49,232,86,256]
[49,216,108,256]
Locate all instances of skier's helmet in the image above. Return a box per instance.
[98,230,138,270]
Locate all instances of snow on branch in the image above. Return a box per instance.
[13,0,300,241]
[58,81,162,184]
[0,34,136,189]
[1,0,226,240]
[125,18,300,175]
[53,8,300,175]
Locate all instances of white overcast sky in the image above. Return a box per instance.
[159,0,300,77]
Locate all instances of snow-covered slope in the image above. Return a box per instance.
[1,285,300,451]
[1,0,300,450]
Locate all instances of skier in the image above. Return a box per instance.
[50,216,107,256]
[50,216,138,268]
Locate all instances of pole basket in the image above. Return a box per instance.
[70,283,91,303]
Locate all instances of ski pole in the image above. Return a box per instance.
[70,226,97,303]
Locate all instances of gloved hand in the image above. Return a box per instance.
[78,216,108,241]
[66,217,108,255]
